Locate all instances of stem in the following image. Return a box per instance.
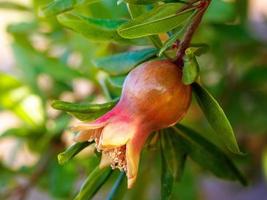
[2,152,51,200]
[175,0,211,66]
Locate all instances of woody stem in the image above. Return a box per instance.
[175,0,211,66]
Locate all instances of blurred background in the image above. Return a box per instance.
[0,0,267,199]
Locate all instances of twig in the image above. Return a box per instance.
[14,153,51,200]
[3,146,57,200]
[175,0,211,66]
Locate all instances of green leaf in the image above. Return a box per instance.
[161,130,187,180]
[97,73,113,100]
[7,22,38,34]
[160,130,187,200]
[12,43,82,85]
[122,0,161,5]
[58,142,91,165]
[204,0,235,23]
[0,73,21,93]
[74,167,112,200]
[0,162,16,189]
[11,43,42,95]
[51,99,117,121]
[241,66,267,88]
[149,35,163,49]
[106,76,125,98]
[121,0,161,4]
[182,49,200,85]
[0,127,40,138]
[48,115,70,136]
[188,44,209,56]
[57,13,129,42]
[106,172,127,200]
[126,2,147,18]
[41,0,100,16]
[192,83,241,154]
[0,1,30,11]
[158,11,196,56]
[126,3,165,55]
[172,125,247,185]
[120,0,182,4]
[161,148,174,200]
[47,160,77,197]
[93,48,157,75]
[172,165,198,200]
[0,86,45,128]
[52,100,117,113]
[117,3,193,39]
[107,76,125,89]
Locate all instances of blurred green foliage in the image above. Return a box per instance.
[0,0,266,199]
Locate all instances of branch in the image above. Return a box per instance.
[175,0,211,66]
[15,153,50,200]
[3,146,57,200]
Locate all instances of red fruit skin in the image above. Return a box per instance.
[73,59,192,188]
[117,59,192,131]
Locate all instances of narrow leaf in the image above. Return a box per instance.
[0,127,34,138]
[0,73,21,93]
[121,0,183,4]
[126,2,147,18]
[126,3,164,55]
[159,11,196,56]
[57,13,128,42]
[7,22,38,34]
[0,87,45,128]
[0,1,30,11]
[161,130,187,180]
[12,43,82,84]
[106,76,125,98]
[97,73,113,100]
[58,142,91,165]
[149,35,163,49]
[52,100,117,121]
[74,167,112,200]
[160,130,187,200]
[182,49,200,85]
[189,43,209,56]
[122,0,161,4]
[41,0,100,16]
[172,125,247,185]
[204,0,235,23]
[52,100,117,113]
[93,48,157,76]
[161,146,174,200]
[107,76,125,89]
[192,83,241,154]
[118,3,193,39]
[106,172,127,200]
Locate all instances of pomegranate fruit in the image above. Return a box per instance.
[72,60,192,188]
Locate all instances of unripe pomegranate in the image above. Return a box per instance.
[73,60,192,188]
